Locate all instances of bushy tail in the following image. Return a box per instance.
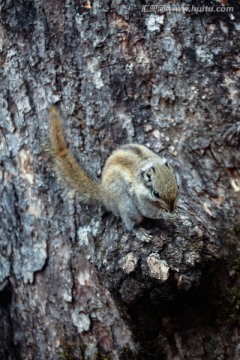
[49,106,100,203]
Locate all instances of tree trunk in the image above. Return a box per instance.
[1,0,240,359]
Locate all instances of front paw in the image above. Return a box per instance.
[161,210,177,222]
[134,228,153,243]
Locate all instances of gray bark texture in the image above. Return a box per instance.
[1,0,240,359]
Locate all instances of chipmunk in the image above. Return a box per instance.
[49,106,178,240]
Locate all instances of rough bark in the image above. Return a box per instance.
[0,0,240,359]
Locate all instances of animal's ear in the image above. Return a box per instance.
[162,157,169,167]
[141,164,155,186]
[163,158,172,170]
[176,172,180,189]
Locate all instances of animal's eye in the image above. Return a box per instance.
[152,189,160,198]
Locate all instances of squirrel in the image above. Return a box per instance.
[49,106,178,239]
